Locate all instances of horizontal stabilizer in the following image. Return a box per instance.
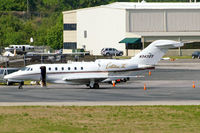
[155,41,184,48]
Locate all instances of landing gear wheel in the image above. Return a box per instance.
[93,83,99,89]
[18,81,24,89]
[6,81,10,86]
[89,83,99,89]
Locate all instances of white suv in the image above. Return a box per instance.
[101,48,123,56]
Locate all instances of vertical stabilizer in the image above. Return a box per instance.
[130,40,184,65]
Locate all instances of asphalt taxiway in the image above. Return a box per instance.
[0,59,200,105]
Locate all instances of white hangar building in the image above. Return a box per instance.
[62,2,200,56]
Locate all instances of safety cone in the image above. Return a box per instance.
[192,81,195,88]
[149,71,151,76]
[144,83,147,90]
[113,82,115,87]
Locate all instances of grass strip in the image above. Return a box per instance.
[0,105,199,133]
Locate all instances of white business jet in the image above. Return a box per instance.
[5,45,34,54]
[4,40,183,88]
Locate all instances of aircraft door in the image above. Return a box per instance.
[3,69,8,76]
[40,66,46,87]
[22,46,25,51]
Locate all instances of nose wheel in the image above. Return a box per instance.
[18,81,24,89]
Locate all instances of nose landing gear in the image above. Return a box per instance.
[18,81,24,89]
[87,81,100,89]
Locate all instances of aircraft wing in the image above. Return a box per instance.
[63,75,108,81]
[108,75,144,78]
[62,73,108,83]
[63,75,144,83]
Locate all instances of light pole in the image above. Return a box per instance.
[27,0,29,19]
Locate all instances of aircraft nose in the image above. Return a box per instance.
[4,73,15,80]
[4,74,11,80]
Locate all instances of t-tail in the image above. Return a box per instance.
[130,40,184,65]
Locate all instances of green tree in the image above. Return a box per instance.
[46,13,63,49]
[46,24,63,49]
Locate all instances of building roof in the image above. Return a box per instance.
[63,2,200,14]
[126,32,200,37]
[104,2,200,9]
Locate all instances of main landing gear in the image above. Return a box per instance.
[87,82,100,89]
[90,83,99,89]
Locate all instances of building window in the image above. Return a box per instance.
[84,30,87,38]
[64,24,76,30]
[63,42,77,49]
[126,43,142,50]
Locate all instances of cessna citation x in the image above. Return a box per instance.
[4,40,183,88]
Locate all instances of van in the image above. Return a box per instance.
[0,68,23,85]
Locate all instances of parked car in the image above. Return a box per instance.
[192,51,200,59]
[101,48,123,56]
[0,68,23,85]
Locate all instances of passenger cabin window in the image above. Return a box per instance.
[68,67,70,70]
[81,67,83,70]
[55,67,58,71]
[49,67,51,71]
[74,67,77,70]
[30,68,33,71]
[62,67,64,71]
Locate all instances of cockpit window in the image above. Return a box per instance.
[20,67,28,71]
[8,69,18,74]
[20,67,31,71]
